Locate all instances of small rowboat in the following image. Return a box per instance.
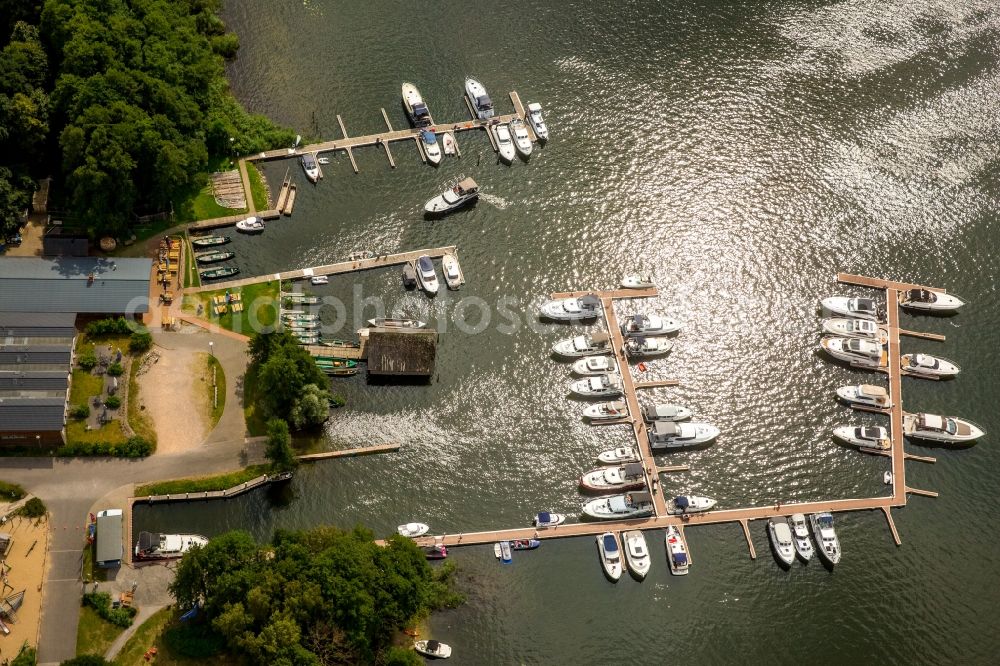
[196,251,235,264]
[200,266,239,280]
[191,235,230,248]
[509,539,540,550]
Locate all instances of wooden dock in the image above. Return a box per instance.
[136,473,291,504]
[297,443,399,462]
[187,245,457,293]
[304,342,365,361]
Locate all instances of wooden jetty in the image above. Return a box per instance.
[283,184,297,215]
[187,245,457,293]
[305,341,365,361]
[297,443,399,462]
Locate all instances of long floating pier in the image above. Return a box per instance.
[297,444,400,462]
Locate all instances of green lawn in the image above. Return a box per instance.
[200,353,227,427]
[113,607,239,666]
[77,604,124,658]
[172,156,248,224]
[181,280,279,336]
[68,335,145,447]
[181,235,201,289]
[134,464,270,497]
[246,162,269,211]
[242,363,267,436]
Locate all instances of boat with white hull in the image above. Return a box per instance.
[494,123,517,163]
[621,313,681,336]
[509,118,532,157]
[647,421,719,450]
[465,78,494,119]
[526,102,549,140]
[597,532,623,581]
[820,336,885,368]
[821,296,881,321]
[402,82,431,126]
[622,530,651,579]
[540,294,601,320]
[301,153,320,182]
[579,463,646,493]
[582,491,655,520]
[414,640,452,659]
[833,425,890,450]
[572,355,617,376]
[235,217,264,234]
[665,526,689,575]
[666,495,716,515]
[582,400,628,421]
[134,532,208,560]
[836,384,891,410]
[903,413,985,444]
[624,337,673,357]
[810,512,841,565]
[597,447,639,464]
[420,129,442,165]
[821,317,883,339]
[442,254,463,289]
[552,332,612,357]
[533,511,566,528]
[642,403,692,423]
[900,288,964,313]
[424,177,479,215]
[788,513,814,561]
[621,274,653,289]
[368,318,426,329]
[416,255,439,295]
[900,353,960,378]
[397,522,430,538]
[768,519,796,567]
[570,374,623,398]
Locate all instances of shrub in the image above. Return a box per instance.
[120,436,153,458]
[17,497,47,518]
[383,646,423,666]
[85,317,133,337]
[0,481,27,502]
[83,592,137,628]
[56,437,151,458]
[78,351,97,370]
[329,394,346,408]
[107,362,124,377]
[129,331,152,353]
[10,646,36,666]
[163,621,226,659]
[71,404,91,419]
[60,656,112,665]
[104,395,121,409]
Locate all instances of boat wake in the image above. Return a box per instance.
[479,193,511,210]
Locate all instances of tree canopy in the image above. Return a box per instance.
[169,527,462,665]
[249,330,332,429]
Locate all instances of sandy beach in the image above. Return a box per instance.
[0,515,47,660]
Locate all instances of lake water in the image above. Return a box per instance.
[136,1,1000,662]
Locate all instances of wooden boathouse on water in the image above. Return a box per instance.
[365,328,437,378]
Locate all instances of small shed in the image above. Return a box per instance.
[95,509,123,568]
[366,328,438,377]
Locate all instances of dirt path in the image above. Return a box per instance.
[137,347,209,454]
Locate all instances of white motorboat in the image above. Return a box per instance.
[572,355,617,376]
[421,130,442,165]
[597,532,623,581]
[768,519,796,567]
[833,425,890,450]
[647,421,719,450]
[642,403,692,423]
[622,530,651,580]
[621,274,653,289]
[317,156,330,165]
[903,413,985,444]
[424,177,479,215]
[414,640,452,659]
[666,495,716,515]
[310,276,329,285]
[570,374,623,398]
[533,511,565,528]
[368,318,426,329]
[397,522,430,538]
[442,253,463,290]
[133,532,208,560]
[235,216,264,233]
[624,336,673,357]
[582,491,655,520]
[402,82,431,126]
[899,288,965,313]
[836,384,891,409]
[582,400,629,421]
[415,255,439,295]
[540,294,602,321]
[821,296,881,321]
[493,123,517,163]
[787,513,814,562]
[465,78,494,119]
[821,317,882,339]
[526,102,549,140]
[579,463,646,493]
[496,540,512,564]
[810,512,841,565]
[597,447,640,465]
[621,313,682,337]
[820,336,885,367]
[442,132,456,155]
[665,526,689,575]
[900,353,960,378]
[552,332,612,357]
[509,118,532,157]
[301,153,320,182]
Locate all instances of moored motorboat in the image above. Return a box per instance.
[899,288,964,312]
[442,253,463,289]
[570,373,623,398]
[597,531,623,581]
[510,539,540,551]
[572,355,617,376]
[768,519,796,567]
[903,413,985,444]
[191,235,231,248]
[821,296,881,321]
[134,532,208,560]
[493,123,517,163]
[579,462,646,493]
[301,152,320,182]
[421,129,442,165]
[642,403,692,423]
[196,251,235,264]
[597,447,639,464]
[495,540,513,564]
[788,513,814,561]
[900,353,960,378]
[552,332,612,357]
[665,525,689,575]
[810,512,841,565]
[402,82,431,126]
[465,78,494,119]
[526,102,549,140]
[282,293,320,305]
[621,274,653,289]
[540,294,601,320]
[666,495,716,515]
[582,400,628,422]
[424,177,479,215]
[582,491,655,520]
[397,522,430,538]
[647,421,719,450]
[624,336,673,357]
[821,317,882,339]
[833,425,890,450]
[310,276,329,285]
[621,313,682,337]
[416,255,439,295]
[235,216,264,234]
[836,384,891,409]
[414,640,452,659]
[820,336,885,368]
[368,318,426,329]
[509,118,532,157]
[532,511,565,528]
[423,544,448,560]
[442,132,456,155]
[622,530,651,579]
[200,266,240,280]
[402,262,417,289]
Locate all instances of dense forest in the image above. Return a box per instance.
[0,0,294,239]
[169,528,463,665]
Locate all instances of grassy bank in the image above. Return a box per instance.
[246,162,269,211]
[128,354,157,448]
[181,280,279,335]
[172,156,248,224]
[182,235,200,289]
[242,363,268,436]
[113,607,239,666]
[134,465,270,497]
[77,604,124,658]
[199,353,227,427]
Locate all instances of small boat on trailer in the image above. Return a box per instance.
[768,519,796,567]
[899,288,964,312]
[414,640,452,659]
[597,532,623,582]
[622,530,651,579]
[368,318,426,329]
[191,235,230,248]
[195,251,235,264]
[200,266,239,280]
[665,526,689,575]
